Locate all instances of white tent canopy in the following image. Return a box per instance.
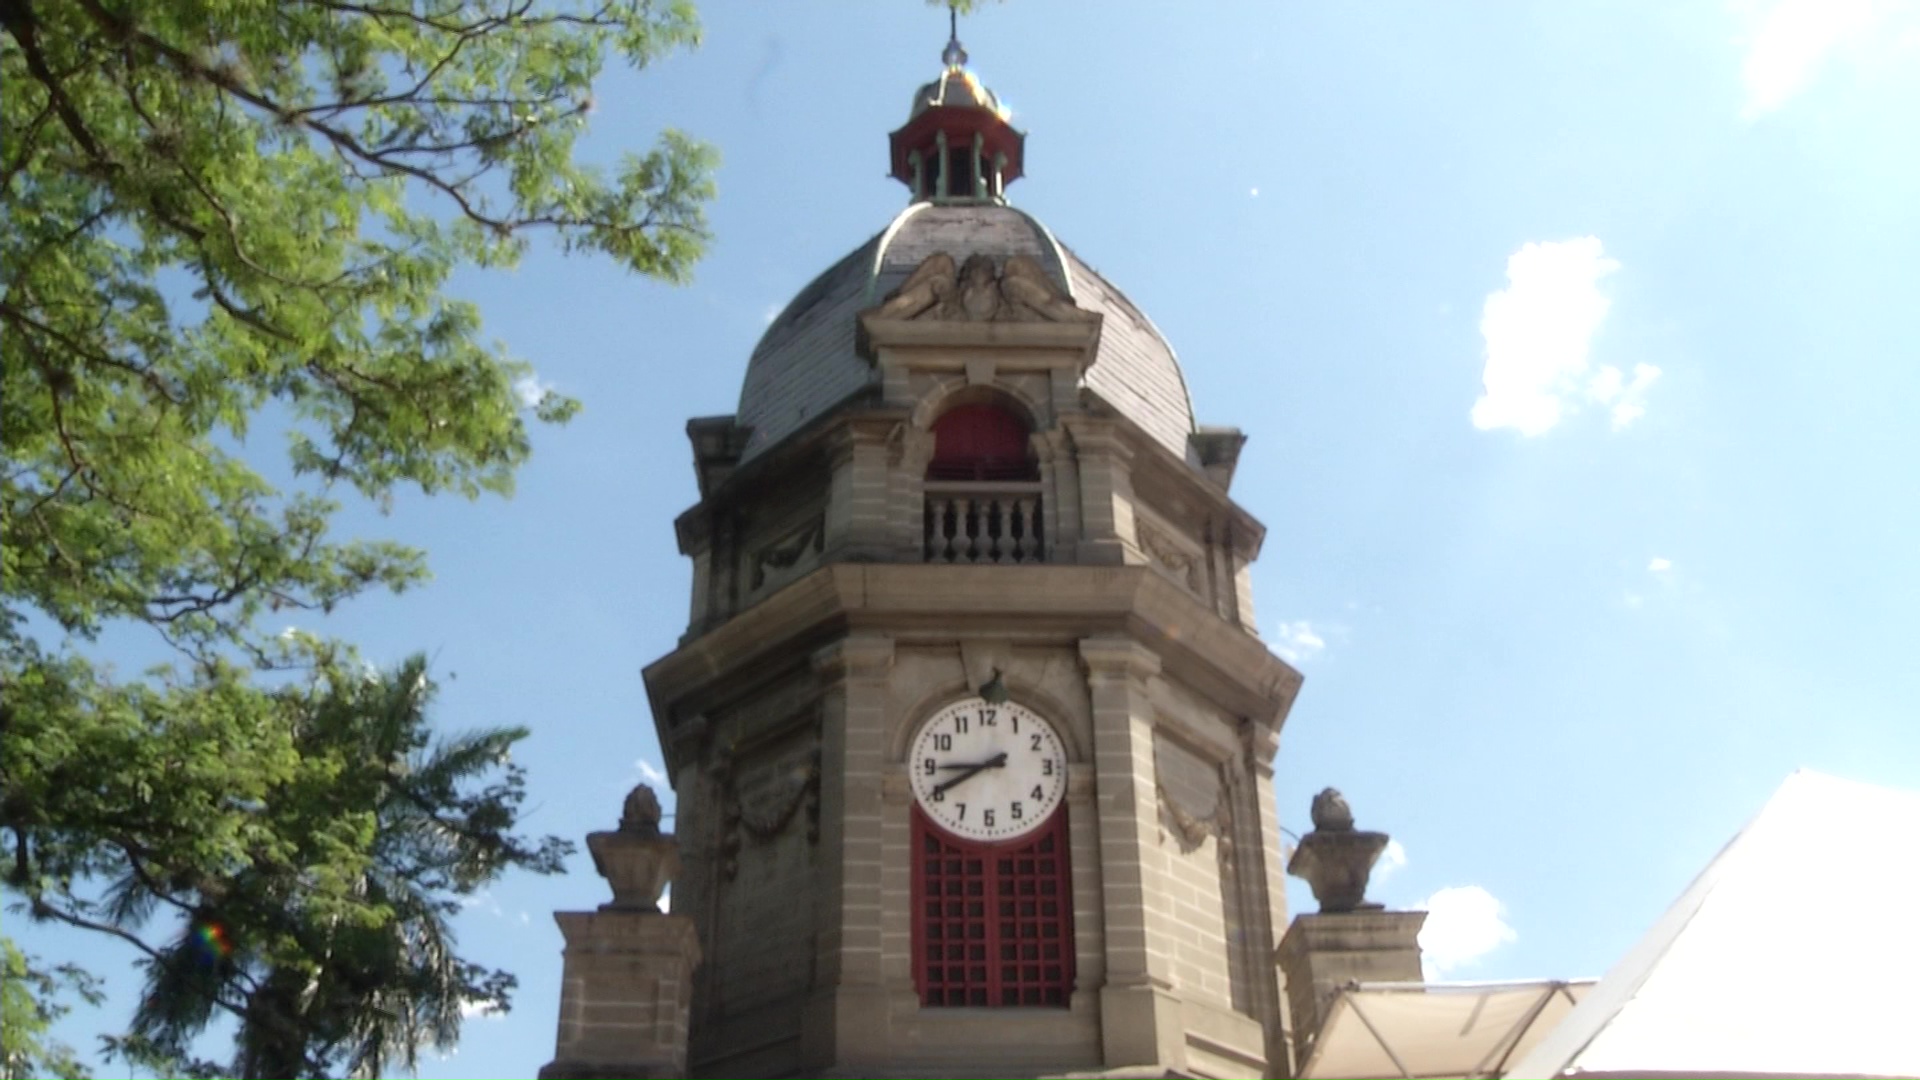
[1508,770,1920,1079]
[1300,979,1594,1079]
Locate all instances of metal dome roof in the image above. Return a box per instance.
[736,203,1197,465]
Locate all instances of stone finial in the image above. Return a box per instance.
[587,784,679,913]
[1310,787,1355,832]
[620,783,663,837]
[1287,788,1390,914]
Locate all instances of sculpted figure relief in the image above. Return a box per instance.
[871,251,960,320]
[958,253,1003,321]
[1000,255,1097,322]
[868,251,1097,324]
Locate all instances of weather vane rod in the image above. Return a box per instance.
[943,2,968,69]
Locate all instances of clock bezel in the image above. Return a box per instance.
[906,694,1068,845]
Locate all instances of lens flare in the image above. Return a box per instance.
[190,920,235,966]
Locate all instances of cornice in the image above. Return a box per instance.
[644,563,1302,735]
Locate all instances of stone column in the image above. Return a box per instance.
[803,632,896,1072]
[894,424,936,562]
[541,786,700,1080]
[1066,419,1134,566]
[1034,427,1078,564]
[1275,789,1423,1069]
[824,422,893,563]
[1080,635,1185,1072]
[541,914,702,1080]
[1226,723,1290,1076]
[1276,910,1427,1069]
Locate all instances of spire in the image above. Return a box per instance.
[889,9,1025,203]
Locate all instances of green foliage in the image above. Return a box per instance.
[2,937,102,1080]
[2,0,712,1075]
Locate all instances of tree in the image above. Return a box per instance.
[1,0,714,1074]
[2,937,100,1080]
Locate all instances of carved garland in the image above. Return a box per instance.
[713,744,823,880]
[1156,778,1233,859]
[751,517,824,589]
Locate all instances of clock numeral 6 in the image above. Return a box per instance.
[983,808,995,827]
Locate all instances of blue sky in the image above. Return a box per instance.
[18,2,1920,1076]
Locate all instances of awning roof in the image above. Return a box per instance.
[1300,979,1595,1079]
[1508,770,1920,1079]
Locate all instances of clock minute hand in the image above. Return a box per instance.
[931,751,1008,797]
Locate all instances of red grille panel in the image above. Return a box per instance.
[912,804,1073,1007]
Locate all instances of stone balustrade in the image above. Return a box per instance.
[923,483,1045,564]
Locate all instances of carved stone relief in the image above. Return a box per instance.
[1138,519,1204,595]
[750,516,824,591]
[869,252,1098,324]
[711,729,823,880]
[1154,732,1232,858]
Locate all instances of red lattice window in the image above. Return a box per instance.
[911,805,1073,1007]
[927,404,1038,482]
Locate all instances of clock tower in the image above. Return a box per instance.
[641,33,1304,1079]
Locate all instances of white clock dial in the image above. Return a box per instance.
[909,696,1067,842]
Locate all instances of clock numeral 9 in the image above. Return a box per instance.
[923,758,936,775]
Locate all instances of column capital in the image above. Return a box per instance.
[1078,635,1161,684]
[811,632,895,681]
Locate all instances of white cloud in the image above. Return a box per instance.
[1648,556,1674,573]
[635,758,669,786]
[512,373,554,408]
[459,999,504,1020]
[1374,838,1408,886]
[1472,238,1656,436]
[1249,187,1260,198]
[1419,885,1518,978]
[1739,0,1878,118]
[1272,620,1327,664]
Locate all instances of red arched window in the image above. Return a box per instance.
[927,404,1037,482]
[912,805,1074,1007]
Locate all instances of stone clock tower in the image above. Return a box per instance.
[637,37,1304,1079]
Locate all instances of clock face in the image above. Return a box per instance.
[909,696,1067,843]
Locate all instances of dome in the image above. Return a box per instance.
[910,67,1009,121]
[736,203,1197,465]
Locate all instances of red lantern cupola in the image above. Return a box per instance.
[888,29,1025,203]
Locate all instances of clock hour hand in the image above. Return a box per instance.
[930,751,1007,797]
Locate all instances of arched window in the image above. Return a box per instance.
[927,404,1037,482]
